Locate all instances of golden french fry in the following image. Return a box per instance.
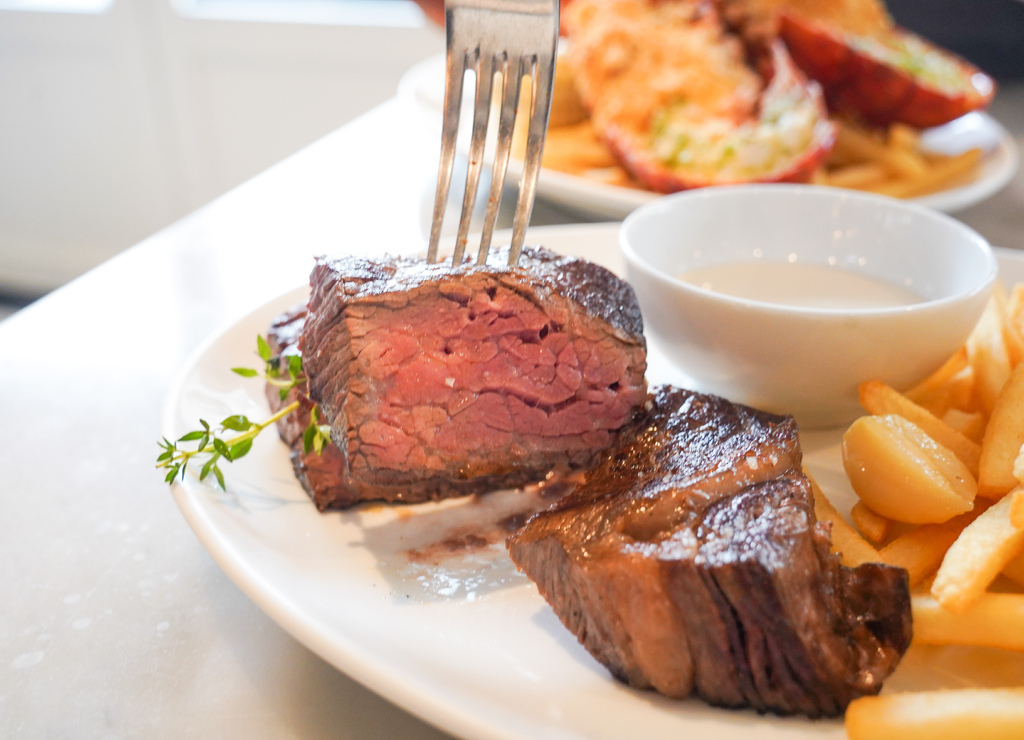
[931,491,1024,613]
[873,148,983,198]
[858,380,981,477]
[843,415,976,524]
[978,362,1024,497]
[967,295,1013,416]
[821,163,889,189]
[1006,283,1024,341]
[851,501,891,544]
[912,592,1024,651]
[549,59,589,128]
[880,506,984,588]
[888,123,920,151]
[904,349,975,418]
[1010,488,1024,529]
[808,475,883,567]
[833,123,889,164]
[542,122,620,171]
[845,688,1024,740]
[940,407,985,444]
[905,346,969,399]
[1001,549,1024,586]
[992,282,1024,368]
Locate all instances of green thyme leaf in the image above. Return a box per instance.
[213,465,225,490]
[287,354,303,379]
[213,438,231,460]
[199,455,218,481]
[232,367,259,378]
[178,430,206,442]
[230,438,253,460]
[303,422,316,454]
[257,335,272,362]
[221,415,252,432]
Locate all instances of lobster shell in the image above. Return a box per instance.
[779,11,996,128]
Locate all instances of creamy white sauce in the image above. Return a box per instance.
[680,260,922,309]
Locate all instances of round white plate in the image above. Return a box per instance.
[398,54,1019,219]
[165,224,1024,740]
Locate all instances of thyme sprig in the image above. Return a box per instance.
[157,335,332,489]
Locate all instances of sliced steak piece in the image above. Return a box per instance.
[507,385,911,717]
[265,304,356,511]
[276,245,646,508]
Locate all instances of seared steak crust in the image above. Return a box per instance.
[507,385,911,717]
[272,245,647,508]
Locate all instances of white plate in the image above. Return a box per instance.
[165,224,1024,740]
[398,54,1019,219]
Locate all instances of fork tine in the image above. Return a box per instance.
[450,52,495,267]
[508,52,555,266]
[475,55,521,266]
[426,49,468,264]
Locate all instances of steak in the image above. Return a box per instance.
[507,386,912,717]
[265,304,355,510]
[271,245,647,508]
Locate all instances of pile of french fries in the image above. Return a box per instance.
[813,120,983,199]
[527,62,984,198]
[813,285,1024,738]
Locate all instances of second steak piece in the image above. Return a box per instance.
[507,386,912,717]
[299,245,648,504]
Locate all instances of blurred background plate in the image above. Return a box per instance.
[399,53,1019,220]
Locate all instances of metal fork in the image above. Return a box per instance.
[425,0,559,268]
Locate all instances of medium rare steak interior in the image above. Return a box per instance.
[507,386,912,717]
[271,245,648,509]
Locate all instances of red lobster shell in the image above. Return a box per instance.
[777,11,996,129]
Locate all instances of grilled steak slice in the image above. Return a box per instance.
[265,305,356,510]
[278,245,646,508]
[507,385,911,717]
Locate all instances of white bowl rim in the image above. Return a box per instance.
[619,184,998,317]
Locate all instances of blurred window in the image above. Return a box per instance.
[0,0,112,11]
[172,0,425,27]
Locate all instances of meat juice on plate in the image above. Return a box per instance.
[680,260,923,309]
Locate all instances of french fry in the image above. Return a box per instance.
[887,123,920,151]
[1006,283,1024,341]
[542,122,621,171]
[872,148,983,198]
[808,475,883,567]
[851,501,891,544]
[993,282,1024,368]
[978,362,1024,497]
[967,295,1013,417]
[931,491,1024,613]
[858,380,981,477]
[842,414,976,524]
[912,592,1024,651]
[880,506,983,588]
[904,347,973,417]
[940,407,985,443]
[845,688,1024,740]
[1010,488,1024,529]
[1001,549,1024,587]
[820,162,888,190]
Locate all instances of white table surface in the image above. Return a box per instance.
[3,82,1024,739]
